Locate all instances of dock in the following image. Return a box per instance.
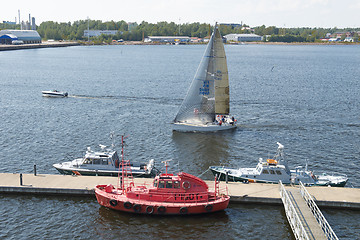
[0,41,80,51]
[0,173,359,210]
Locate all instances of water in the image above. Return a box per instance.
[0,44,359,239]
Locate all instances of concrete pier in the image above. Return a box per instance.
[0,42,80,51]
[0,173,359,209]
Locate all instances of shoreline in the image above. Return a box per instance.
[0,41,80,51]
[1,40,359,51]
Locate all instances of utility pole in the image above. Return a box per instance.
[87,17,90,42]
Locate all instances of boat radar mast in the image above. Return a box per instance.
[161,159,172,174]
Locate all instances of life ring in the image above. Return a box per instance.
[205,204,213,212]
[123,201,132,209]
[157,206,166,214]
[179,207,188,214]
[109,199,117,207]
[182,181,191,190]
[133,204,142,213]
[145,206,154,214]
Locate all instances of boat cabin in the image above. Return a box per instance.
[126,172,213,203]
[152,172,209,192]
[81,149,120,168]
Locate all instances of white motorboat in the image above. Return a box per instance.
[42,90,68,97]
[53,138,159,178]
[209,142,348,187]
[172,23,237,132]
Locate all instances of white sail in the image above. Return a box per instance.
[174,24,230,125]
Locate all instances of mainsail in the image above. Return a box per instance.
[174,24,230,125]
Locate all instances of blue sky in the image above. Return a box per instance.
[1,0,359,28]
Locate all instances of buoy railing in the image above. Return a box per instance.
[279,181,310,240]
[299,182,339,240]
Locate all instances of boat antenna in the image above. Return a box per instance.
[110,131,115,148]
[161,159,172,175]
[276,142,284,160]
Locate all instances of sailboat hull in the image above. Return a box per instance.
[172,122,236,132]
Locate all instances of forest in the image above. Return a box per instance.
[1,20,359,43]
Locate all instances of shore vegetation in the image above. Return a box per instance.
[1,21,359,43]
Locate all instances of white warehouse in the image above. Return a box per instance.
[84,30,119,37]
[224,34,262,42]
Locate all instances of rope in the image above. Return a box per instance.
[197,168,210,178]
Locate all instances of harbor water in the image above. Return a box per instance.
[0,44,359,239]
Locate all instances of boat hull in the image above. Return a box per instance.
[95,186,230,215]
[53,165,155,178]
[210,168,348,187]
[172,122,236,132]
[42,91,68,97]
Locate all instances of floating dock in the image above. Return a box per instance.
[0,173,359,210]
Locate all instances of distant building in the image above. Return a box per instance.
[31,17,36,30]
[145,36,190,43]
[0,30,41,44]
[128,22,138,32]
[224,33,262,42]
[84,30,119,37]
[2,21,16,25]
[221,23,242,28]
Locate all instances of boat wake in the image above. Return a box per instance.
[69,94,181,105]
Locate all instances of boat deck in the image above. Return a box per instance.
[0,173,359,209]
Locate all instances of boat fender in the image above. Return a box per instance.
[179,207,188,214]
[124,201,132,209]
[205,204,213,212]
[157,206,166,214]
[109,199,118,207]
[145,206,154,214]
[182,181,191,190]
[133,204,142,213]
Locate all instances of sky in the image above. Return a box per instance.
[1,0,359,28]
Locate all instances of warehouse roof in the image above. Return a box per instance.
[0,30,41,41]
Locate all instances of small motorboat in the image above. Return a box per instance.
[95,136,230,215]
[209,142,348,187]
[53,135,158,178]
[42,90,68,97]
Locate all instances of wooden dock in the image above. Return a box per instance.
[0,173,359,209]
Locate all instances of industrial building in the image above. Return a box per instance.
[83,30,119,37]
[224,33,262,42]
[0,30,41,44]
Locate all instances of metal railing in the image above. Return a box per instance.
[279,181,310,240]
[299,182,339,240]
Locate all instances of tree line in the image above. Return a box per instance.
[1,20,359,43]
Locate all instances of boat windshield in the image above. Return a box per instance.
[154,180,181,189]
[83,158,109,165]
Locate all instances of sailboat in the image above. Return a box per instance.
[172,23,237,132]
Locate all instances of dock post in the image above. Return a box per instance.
[225,171,228,184]
[34,164,37,176]
[20,173,23,186]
